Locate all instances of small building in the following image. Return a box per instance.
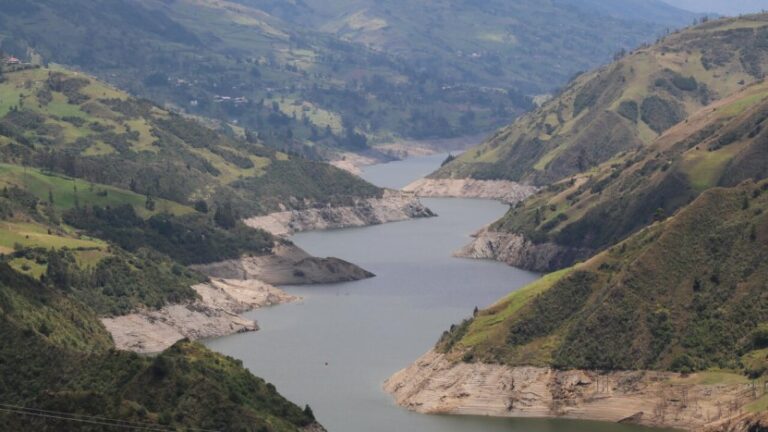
[4,56,21,65]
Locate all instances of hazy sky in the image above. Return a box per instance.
[663,0,768,15]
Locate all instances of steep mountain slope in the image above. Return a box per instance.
[0,0,529,155]
[460,72,768,272]
[448,181,768,372]
[387,180,768,431]
[432,14,768,186]
[240,0,696,94]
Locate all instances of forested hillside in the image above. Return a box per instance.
[0,65,379,215]
[0,263,317,431]
[480,78,768,271]
[238,0,695,93]
[433,14,768,184]
[0,63,390,431]
[440,180,768,376]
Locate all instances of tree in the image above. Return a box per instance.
[46,249,70,289]
[145,194,156,211]
[194,200,209,214]
[303,404,315,420]
[214,202,236,229]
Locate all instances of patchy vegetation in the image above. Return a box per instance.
[485,79,768,271]
[0,66,382,215]
[433,14,768,185]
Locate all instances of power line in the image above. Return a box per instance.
[0,403,221,432]
[0,407,176,431]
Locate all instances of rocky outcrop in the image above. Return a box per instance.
[403,178,537,204]
[385,350,762,432]
[708,412,768,432]
[102,279,297,353]
[244,190,435,236]
[455,228,592,273]
[192,243,374,285]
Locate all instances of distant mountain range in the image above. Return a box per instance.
[0,0,697,155]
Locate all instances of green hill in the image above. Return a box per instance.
[0,65,379,215]
[482,78,768,271]
[0,263,317,431]
[439,179,768,377]
[0,0,532,154]
[0,64,352,430]
[433,14,768,185]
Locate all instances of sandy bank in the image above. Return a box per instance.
[244,190,434,237]
[102,278,296,353]
[385,350,764,432]
[454,228,592,273]
[192,243,374,285]
[403,178,537,204]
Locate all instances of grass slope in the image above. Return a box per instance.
[488,78,768,271]
[0,65,381,215]
[433,14,768,185]
[440,180,768,377]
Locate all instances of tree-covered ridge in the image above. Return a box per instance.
[0,65,381,215]
[0,0,533,154]
[433,14,768,185]
[0,262,316,431]
[439,180,768,376]
[488,76,768,271]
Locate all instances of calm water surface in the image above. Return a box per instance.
[205,155,672,432]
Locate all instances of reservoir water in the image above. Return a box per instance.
[205,154,672,432]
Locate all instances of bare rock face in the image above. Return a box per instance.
[403,178,537,204]
[385,350,759,432]
[102,279,297,354]
[192,243,374,286]
[455,228,593,273]
[244,190,434,237]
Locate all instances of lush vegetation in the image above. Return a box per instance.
[488,78,768,271]
[0,262,315,431]
[0,0,547,154]
[0,66,382,215]
[433,14,768,185]
[64,205,274,265]
[0,63,329,431]
[440,181,768,377]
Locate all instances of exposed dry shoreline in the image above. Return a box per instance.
[103,192,432,353]
[102,278,296,353]
[103,243,374,353]
[244,190,434,236]
[330,134,485,175]
[454,227,592,273]
[403,178,537,204]
[385,350,766,432]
